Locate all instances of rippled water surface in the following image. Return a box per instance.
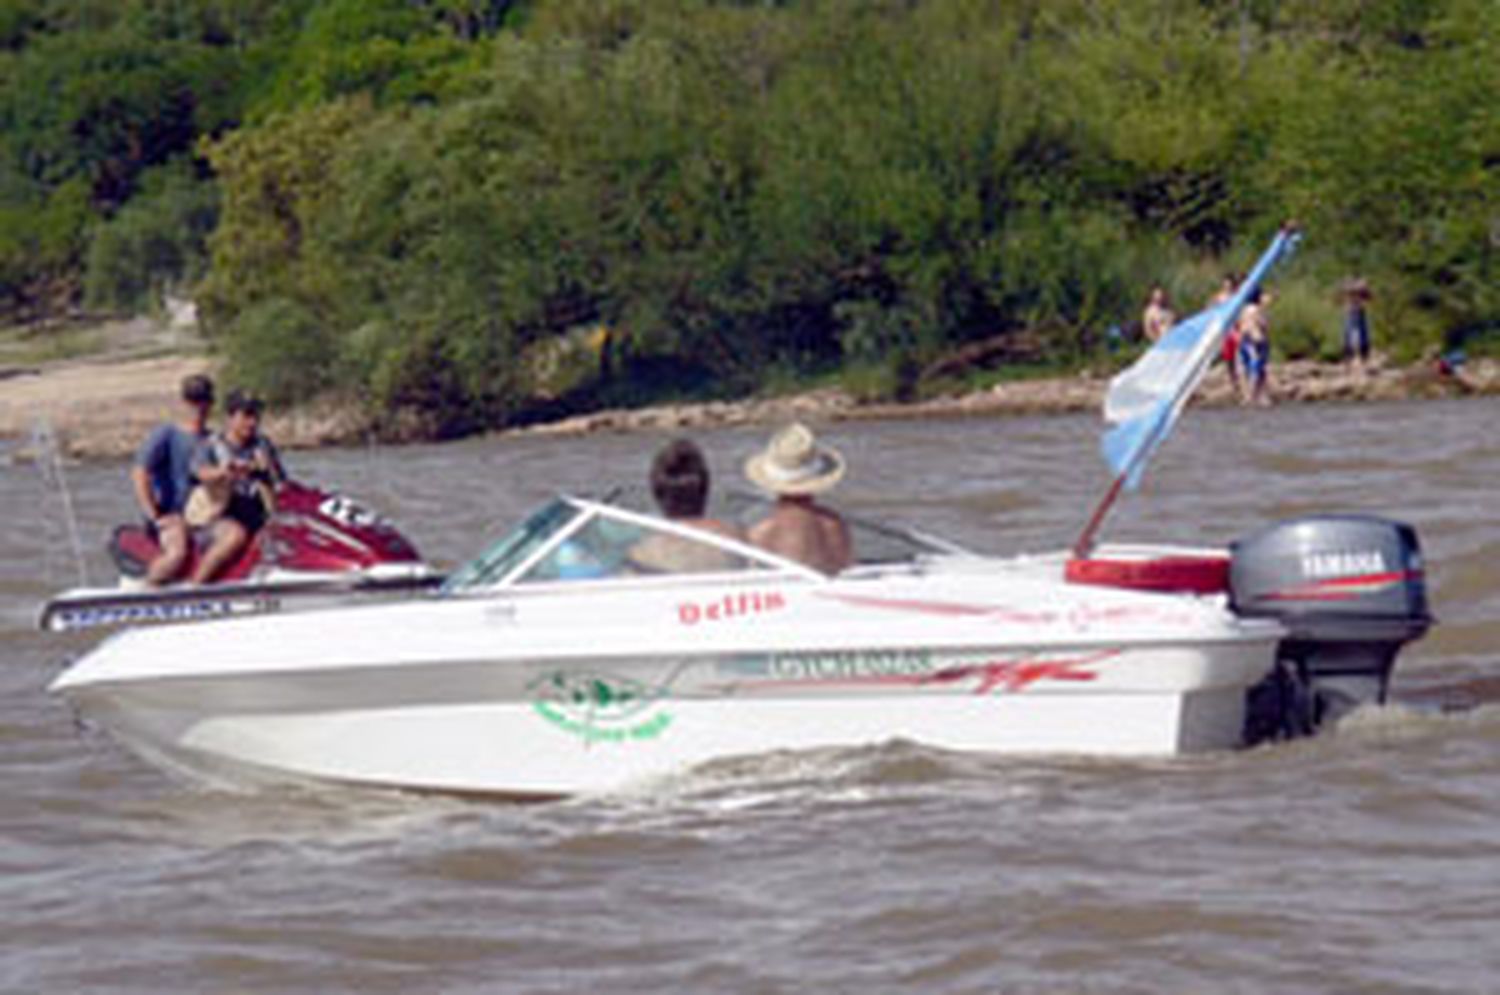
[3,398,1498,993]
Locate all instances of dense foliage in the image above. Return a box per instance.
[4,0,1496,430]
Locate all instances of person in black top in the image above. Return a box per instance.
[188,389,286,583]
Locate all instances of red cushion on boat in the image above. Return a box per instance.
[1065,555,1229,595]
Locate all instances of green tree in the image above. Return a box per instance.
[83,161,218,313]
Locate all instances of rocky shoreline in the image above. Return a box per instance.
[507,354,1500,439]
[2,349,1495,461]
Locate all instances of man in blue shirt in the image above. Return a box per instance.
[130,373,214,585]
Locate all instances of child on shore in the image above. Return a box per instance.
[1213,273,1241,391]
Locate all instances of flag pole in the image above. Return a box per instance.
[1071,472,1127,559]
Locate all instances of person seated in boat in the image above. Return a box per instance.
[629,438,745,573]
[130,373,216,585]
[187,389,287,583]
[743,422,853,575]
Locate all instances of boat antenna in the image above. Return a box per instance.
[31,418,90,588]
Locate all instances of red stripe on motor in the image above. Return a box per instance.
[1256,569,1419,603]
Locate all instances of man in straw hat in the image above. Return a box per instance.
[130,373,215,585]
[744,422,852,575]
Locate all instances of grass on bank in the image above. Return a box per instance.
[0,312,210,372]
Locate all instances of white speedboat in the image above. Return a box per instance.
[52,225,1429,797]
[49,492,1429,798]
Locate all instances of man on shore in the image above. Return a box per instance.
[1237,288,1273,407]
[744,422,852,575]
[1343,278,1373,368]
[130,373,214,585]
[1142,285,1175,343]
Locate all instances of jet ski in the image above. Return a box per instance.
[39,480,440,632]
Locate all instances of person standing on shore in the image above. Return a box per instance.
[1142,285,1175,343]
[130,373,214,585]
[1343,278,1373,368]
[1237,288,1272,407]
[1213,273,1241,392]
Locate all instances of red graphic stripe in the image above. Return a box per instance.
[817,592,1053,625]
[1303,570,1414,589]
[928,650,1116,694]
[1258,569,1418,603]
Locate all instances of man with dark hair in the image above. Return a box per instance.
[189,388,286,583]
[631,439,743,572]
[650,438,714,519]
[130,373,215,585]
[1342,278,1373,367]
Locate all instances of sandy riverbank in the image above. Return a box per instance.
[0,353,367,460]
[2,348,1495,461]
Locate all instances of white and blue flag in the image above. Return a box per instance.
[1101,226,1301,490]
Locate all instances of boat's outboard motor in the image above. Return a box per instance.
[1230,515,1431,744]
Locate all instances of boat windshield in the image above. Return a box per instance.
[442,488,971,594]
[519,510,771,583]
[442,499,579,593]
[585,487,965,564]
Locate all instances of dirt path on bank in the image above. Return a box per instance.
[2,348,1495,461]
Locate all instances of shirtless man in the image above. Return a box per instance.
[630,438,743,573]
[1237,288,1272,407]
[1142,285,1175,343]
[743,423,852,575]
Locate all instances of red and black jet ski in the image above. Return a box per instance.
[40,480,440,632]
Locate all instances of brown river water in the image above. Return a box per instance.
[2,397,1498,993]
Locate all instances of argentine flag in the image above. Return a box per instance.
[1101,227,1301,491]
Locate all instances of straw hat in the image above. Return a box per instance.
[744,422,846,495]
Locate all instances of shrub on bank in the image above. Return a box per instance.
[1266,277,1342,364]
[224,297,336,405]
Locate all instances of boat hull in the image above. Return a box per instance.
[61,637,1273,796]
